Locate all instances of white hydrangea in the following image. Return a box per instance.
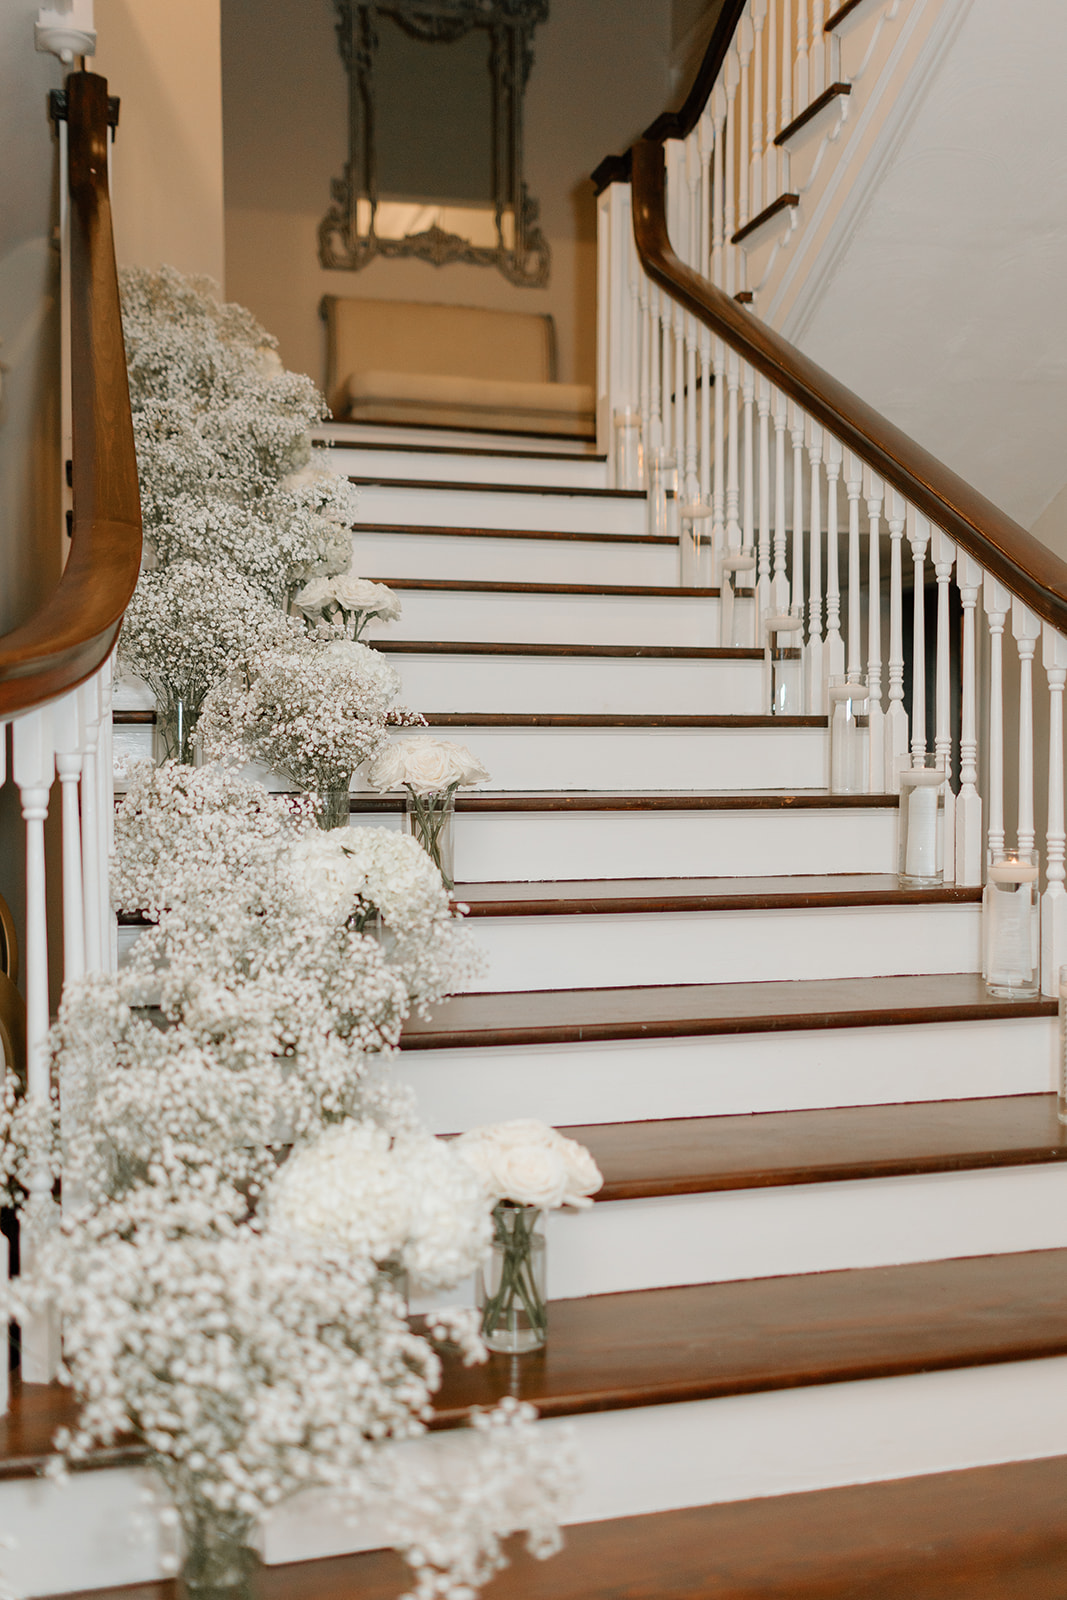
[268,1121,491,1291]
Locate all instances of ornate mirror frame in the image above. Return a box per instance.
[319,0,551,287]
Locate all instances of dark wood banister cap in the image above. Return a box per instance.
[592,0,747,193]
[630,138,1067,634]
[0,71,142,719]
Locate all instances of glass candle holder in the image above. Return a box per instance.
[647,448,677,538]
[679,506,713,588]
[983,849,1040,998]
[828,674,870,793]
[1058,965,1067,1126]
[897,757,946,887]
[721,547,758,648]
[763,606,804,714]
[613,407,643,490]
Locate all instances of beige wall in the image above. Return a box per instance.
[95,0,225,284]
[222,0,675,389]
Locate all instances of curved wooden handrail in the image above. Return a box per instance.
[631,138,1067,635]
[0,71,141,720]
[592,0,748,193]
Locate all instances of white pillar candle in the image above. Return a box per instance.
[905,781,940,879]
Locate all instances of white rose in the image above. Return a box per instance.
[490,1144,570,1208]
[365,743,407,792]
[556,1134,603,1208]
[333,574,402,621]
[397,737,462,795]
[455,745,490,785]
[482,1119,558,1150]
[293,575,335,613]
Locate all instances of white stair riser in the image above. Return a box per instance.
[390,653,764,715]
[461,902,981,992]
[15,1353,1067,1587]
[365,589,720,646]
[328,446,610,490]
[399,1016,1057,1129]
[450,805,898,881]
[374,725,828,791]
[264,1357,1067,1563]
[354,483,647,535]
[353,528,678,585]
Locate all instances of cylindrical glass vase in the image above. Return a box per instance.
[315,782,351,831]
[721,548,758,648]
[897,757,946,887]
[983,849,1040,998]
[179,1504,257,1600]
[679,511,713,589]
[828,675,870,793]
[764,606,805,714]
[405,787,457,893]
[613,407,643,490]
[646,448,676,538]
[1058,965,1067,1126]
[477,1202,547,1354]
[154,693,200,766]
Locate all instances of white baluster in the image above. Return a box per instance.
[711,82,727,291]
[955,551,984,886]
[780,0,794,193]
[984,575,1011,862]
[790,403,806,627]
[765,0,779,203]
[726,354,742,554]
[638,267,652,462]
[724,48,740,296]
[795,0,810,117]
[1012,599,1042,859]
[710,84,727,571]
[772,389,790,610]
[884,489,909,791]
[698,115,714,505]
[51,689,86,984]
[811,0,826,96]
[737,13,754,233]
[743,365,756,563]
[79,675,104,972]
[865,471,885,790]
[13,706,61,1384]
[931,531,956,882]
[1042,626,1067,992]
[907,505,930,762]
[845,453,863,680]
[757,378,772,617]
[751,0,767,218]
[97,659,117,971]
[660,290,673,462]
[805,419,825,713]
[824,437,844,679]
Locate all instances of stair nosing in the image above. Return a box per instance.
[349,476,646,500]
[458,874,980,917]
[372,641,762,660]
[354,521,674,545]
[367,575,718,597]
[421,713,823,728]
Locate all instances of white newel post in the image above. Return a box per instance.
[984,575,1011,863]
[932,531,956,882]
[12,706,61,1384]
[955,551,984,885]
[1042,625,1067,993]
[1011,598,1041,859]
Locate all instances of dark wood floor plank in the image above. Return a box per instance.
[569,1094,1067,1201]
[458,873,980,916]
[427,1248,1067,1425]
[400,972,1055,1051]
[40,1452,1067,1598]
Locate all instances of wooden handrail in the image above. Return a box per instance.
[592,0,748,194]
[0,71,141,719]
[631,138,1067,635]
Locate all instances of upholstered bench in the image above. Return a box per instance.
[321,294,595,438]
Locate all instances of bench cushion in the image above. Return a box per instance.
[345,368,595,437]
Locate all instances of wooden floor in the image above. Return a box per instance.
[41,1453,1067,1598]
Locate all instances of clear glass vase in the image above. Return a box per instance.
[405,786,457,892]
[315,782,351,831]
[477,1201,547,1354]
[154,692,201,766]
[179,1504,257,1600]
[983,848,1040,998]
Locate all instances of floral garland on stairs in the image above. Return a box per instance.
[0,269,586,1600]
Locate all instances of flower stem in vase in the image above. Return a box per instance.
[315,781,352,831]
[405,784,458,892]
[478,1201,547,1353]
[177,1501,258,1600]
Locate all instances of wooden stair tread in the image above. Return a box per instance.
[349,476,644,500]
[368,575,718,597]
[373,640,762,660]
[319,441,608,463]
[732,192,800,245]
[41,1452,1067,1597]
[354,520,673,544]
[428,1248,1067,1425]
[774,81,851,146]
[359,788,899,812]
[458,873,979,916]
[400,972,1055,1050]
[566,1094,1067,1201]
[423,712,822,727]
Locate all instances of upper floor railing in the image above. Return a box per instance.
[594,0,1067,999]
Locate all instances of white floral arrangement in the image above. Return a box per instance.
[368,736,490,797]
[268,1121,491,1293]
[295,570,402,639]
[200,637,415,796]
[457,1120,604,1211]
